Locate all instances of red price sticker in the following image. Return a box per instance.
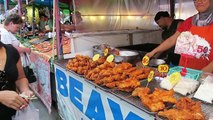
[158,65,169,73]
[142,56,149,66]
[148,71,154,82]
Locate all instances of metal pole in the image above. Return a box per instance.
[4,0,8,14]
[32,2,35,36]
[17,0,22,16]
[170,0,175,18]
[55,0,63,60]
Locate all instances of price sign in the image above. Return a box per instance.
[148,71,154,82]
[196,45,210,58]
[169,72,181,85]
[104,48,109,56]
[158,65,169,73]
[93,54,100,61]
[142,56,149,66]
[106,55,114,62]
[175,31,211,59]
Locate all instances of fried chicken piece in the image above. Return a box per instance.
[70,67,77,72]
[124,67,137,74]
[141,96,165,112]
[136,73,149,80]
[135,88,177,112]
[99,63,108,69]
[129,69,143,77]
[99,69,112,77]
[161,96,177,104]
[120,73,127,80]
[176,97,200,111]
[118,88,134,92]
[105,81,120,88]
[158,98,205,120]
[113,67,123,74]
[117,78,141,89]
[116,62,132,70]
[111,74,121,81]
[101,77,114,84]
[158,109,194,120]
[131,87,150,97]
[94,78,104,85]
[150,88,177,104]
[97,57,106,64]
[106,62,115,68]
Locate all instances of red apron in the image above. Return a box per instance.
[179,24,213,70]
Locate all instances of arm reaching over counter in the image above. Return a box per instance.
[146,32,180,58]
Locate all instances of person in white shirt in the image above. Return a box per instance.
[0,14,31,54]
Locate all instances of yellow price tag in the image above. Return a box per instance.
[106,55,114,62]
[142,56,149,66]
[104,49,109,56]
[148,71,154,82]
[158,65,169,73]
[169,72,181,85]
[93,54,100,61]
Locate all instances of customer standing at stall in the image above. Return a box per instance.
[0,41,33,120]
[154,11,184,65]
[0,14,31,54]
[38,13,48,32]
[147,0,213,73]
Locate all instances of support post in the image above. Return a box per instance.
[170,0,175,18]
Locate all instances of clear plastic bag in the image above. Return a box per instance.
[12,102,39,120]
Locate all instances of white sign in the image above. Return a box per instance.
[175,31,211,59]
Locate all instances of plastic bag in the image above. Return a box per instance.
[21,53,31,67]
[12,102,39,120]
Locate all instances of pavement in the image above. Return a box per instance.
[31,98,61,120]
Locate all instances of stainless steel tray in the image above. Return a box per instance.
[109,86,156,115]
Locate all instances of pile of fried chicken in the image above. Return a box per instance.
[85,62,152,92]
[66,55,153,92]
[132,87,177,112]
[158,97,205,120]
[66,55,105,75]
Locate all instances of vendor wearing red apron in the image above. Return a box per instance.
[146,0,213,73]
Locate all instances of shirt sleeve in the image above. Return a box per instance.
[0,28,20,46]
[10,33,20,46]
[177,17,193,32]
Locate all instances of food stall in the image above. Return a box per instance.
[53,0,213,120]
[54,57,213,120]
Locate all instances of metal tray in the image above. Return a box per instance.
[141,79,184,99]
[109,86,156,115]
[108,79,184,115]
[83,78,113,92]
[30,37,50,44]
